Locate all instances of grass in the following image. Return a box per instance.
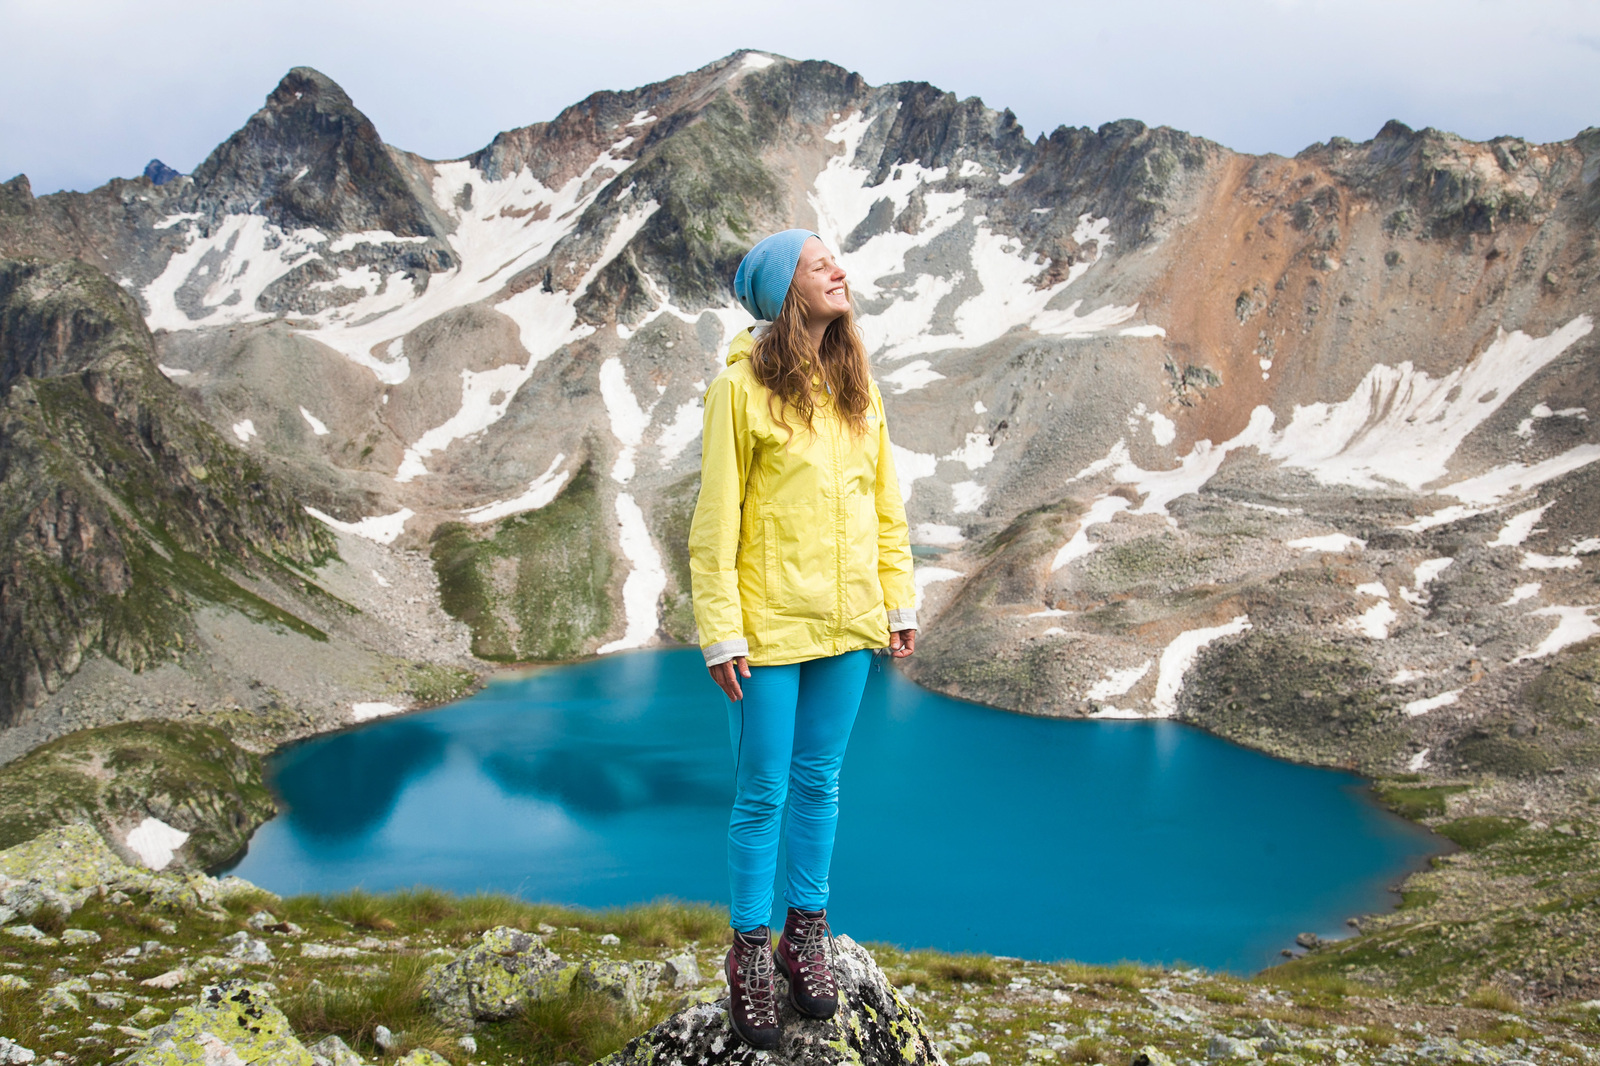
[513,986,670,1065]
[1436,815,1526,850]
[1375,783,1470,820]
[282,953,459,1060]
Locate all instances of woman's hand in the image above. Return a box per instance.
[709,656,751,700]
[889,629,916,658]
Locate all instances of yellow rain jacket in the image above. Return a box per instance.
[689,329,917,667]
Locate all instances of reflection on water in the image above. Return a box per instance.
[274,721,447,841]
[229,649,1439,972]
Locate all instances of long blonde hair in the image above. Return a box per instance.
[750,285,872,440]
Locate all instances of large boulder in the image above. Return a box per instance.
[0,823,134,920]
[125,980,314,1065]
[598,935,946,1066]
[422,926,578,1027]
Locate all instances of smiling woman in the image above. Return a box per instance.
[689,229,918,1049]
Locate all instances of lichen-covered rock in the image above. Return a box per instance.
[126,979,314,1066]
[0,823,136,914]
[0,973,31,991]
[575,959,642,1014]
[421,925,578,1027]
[395,1052,449,1066]
[61,927,100,945]
[307,1035,366,1066]
[598,935,945,1065]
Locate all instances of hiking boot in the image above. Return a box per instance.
[725,926,780,1050]
[775,906,839,1019]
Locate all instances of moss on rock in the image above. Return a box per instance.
[0,721,275,870]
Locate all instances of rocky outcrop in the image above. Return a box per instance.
[0,721,275,870]
[600,935,944,1066]
[421,925,579,1027]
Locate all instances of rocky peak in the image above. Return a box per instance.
[142,159,181,186]
[189,66,447,242]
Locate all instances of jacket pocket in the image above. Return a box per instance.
[844,491,882,621]
[762,514,784,612]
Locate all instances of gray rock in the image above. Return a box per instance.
[89,991,127,1009]
[245,909,280,930]
[421,925,577,1027]
[0,974,30,991]
[222,930,274,963]
[597,935,942,1065]
[61,928,101,945]
[1208,1035,1257,1060]
[457,1035,478,1054]
[0,1038,35,1065]
[308,1034,366,1066]
[374,1025,399,1053]
[663,951,702,989]
[1294,932,1321,950]
[956,1054,992,1066]
[600,933,621,945]
[1133,1048,1177,1066]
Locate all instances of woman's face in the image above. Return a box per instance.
[791,237,850,325]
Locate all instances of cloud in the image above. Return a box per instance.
[2,0,1598,193]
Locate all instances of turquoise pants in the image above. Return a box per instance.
[725,649,872,932]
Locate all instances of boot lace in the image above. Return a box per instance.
[790,913,837,994]
[735,937,779,1025]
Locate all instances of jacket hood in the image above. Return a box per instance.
[726,327,755,366]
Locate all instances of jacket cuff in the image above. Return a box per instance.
[888,607,918,631]
[702,637,750,668]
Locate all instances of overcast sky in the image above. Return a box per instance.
[4,0,1598,194]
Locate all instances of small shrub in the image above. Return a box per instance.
[325,889,399,931]
[29,902,67,936]
[1356,1026,1399,1047]
[1063,1036,1107,1063]
[282,953,453,1058]
[1466,984,1520,1012]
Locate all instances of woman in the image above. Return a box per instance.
[688,229,917,1049]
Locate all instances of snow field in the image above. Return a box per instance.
[1515,605,1600,661]
[1404,690,1461,717]
[304,506,414,545]
[1087,661,1151,701]
[299,406,329,436]
[142,214,326,334]
[597,493,667,655]
[913,565,963,609]
[1286,533,1366,553]
[231,420,257,443]
[599,357,657,484]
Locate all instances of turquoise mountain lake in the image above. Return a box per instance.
[226,648,1439,972]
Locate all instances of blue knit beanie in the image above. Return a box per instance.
[733,229,819,321]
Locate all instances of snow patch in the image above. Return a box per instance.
[370,570,390,588]
[157,364,191,378]
[1120,325,1167,338]
[1050,495,1131,571]
[462,454,569,524]
[1349,600,1398,640]
[913,565,963,608]
[143,214,326,333]
[352,702,406,722]
[1515,605,1600,661]
[597,493,665,654]
[231,419,256,443]
[1287,533,1366,553]
[1405,690,1461,716]
[1151,616,1251,717]
[299,406,329,436]
[125,817,188,871]
[882,359,945,394]
[912,523,965,547]
[1489,504,1551,547]
[891,445,939,505]
[656,398,703,467]
[304,506,413,545]
[1407,748,1432,771]
[599,357,658,483]
[1087,661,1151,701]
[950,481,987,513]
[1502,582,1541,606]
[327,230,429,253]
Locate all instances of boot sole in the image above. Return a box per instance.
[774,951,839,1020]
